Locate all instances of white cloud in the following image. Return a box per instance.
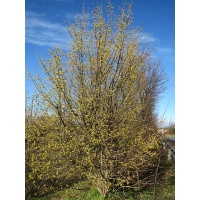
[155,47,175,63]
[139,33,157,43]
[156,47,174,54]
[63,12,92,27]
[25,11,164,53]
[25,11,70,49]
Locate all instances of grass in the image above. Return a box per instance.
[29,161,175,200]
[165,133,175,138]
[30,178,174,200]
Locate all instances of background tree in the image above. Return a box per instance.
[166,122,175,135]
[26,2,166,197]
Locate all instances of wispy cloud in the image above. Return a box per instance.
[156,47,174,54]
[26,10,166,55]
[63,12,93,27]
[139,33,157,43]
[26,11,70,49]
[155,47,175,62]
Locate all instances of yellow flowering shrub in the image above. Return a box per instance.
[26,2,166,198]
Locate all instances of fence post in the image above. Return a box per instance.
[163,141,166,150]
[168,149,172,161]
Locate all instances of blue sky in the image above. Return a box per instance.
[25,0,175,126]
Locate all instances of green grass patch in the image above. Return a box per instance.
[165,133,175,138]
[29,166,175,200]
[30,182,174,200]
